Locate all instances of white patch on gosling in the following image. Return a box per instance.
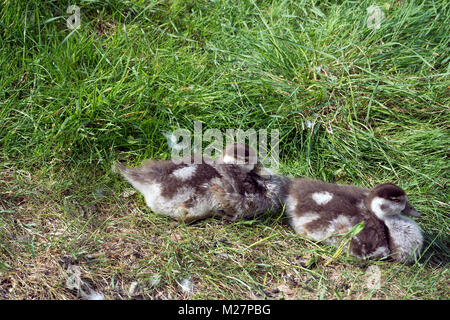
[328,215,353,234]
[371,196,405,219]
[290,211,320,236]
[172,165,196,180]
[370,197,387,218]
[285,195,297,216]
[312,191,333,205]
[134,182,198,219]
[322,215,354,244]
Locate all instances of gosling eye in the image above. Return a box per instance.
[390,198,400,203]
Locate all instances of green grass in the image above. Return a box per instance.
[0,0,449,299]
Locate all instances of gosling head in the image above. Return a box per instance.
[221,143,275,178]
[221,143,258,172]
[367,183,421,220]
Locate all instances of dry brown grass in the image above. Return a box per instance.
[1,165,448,300]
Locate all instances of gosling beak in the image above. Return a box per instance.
[402,202,421,217]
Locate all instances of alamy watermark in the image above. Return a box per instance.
[164,121,280,170]
[65,4,384,31]
[365,265,381,290]
[67,5,81,30]
[366,5,385,30]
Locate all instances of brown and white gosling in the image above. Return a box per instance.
[114,143,287,224]
[285,179,423,264]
